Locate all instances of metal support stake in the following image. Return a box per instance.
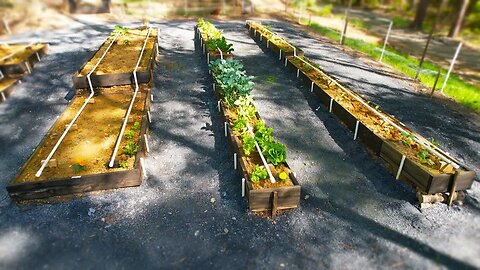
[241,178,245,197]
[144,134,150,153]
[296,69,300,78]
[353,121,360,140]
[396,155,406,179]
[310,81,314,92]
[224,122,228,137]
[279,49,282,60]
[233,153,237,170]
[329,98,333,112]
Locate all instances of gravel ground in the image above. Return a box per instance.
[0,19,479,269]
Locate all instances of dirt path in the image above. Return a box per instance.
[0,20,479,269]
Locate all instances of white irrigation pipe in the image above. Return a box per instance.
[35,32,121,178]
[109,27,152,168]
[246,21,297,57]
[247,124,276,184]
[217,47,223,60]
[294,56,461,169]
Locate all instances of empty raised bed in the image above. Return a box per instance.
[247,21,476,207]
[0,43,48,102]
[196,19,301,214]
[7,26,158,201]
[73,26,157,88]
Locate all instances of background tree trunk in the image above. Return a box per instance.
[449,0,470,37]
[411,0,430,30]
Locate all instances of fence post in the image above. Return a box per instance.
[379,21,393,62]
[440,42,463,93]
[339,0,352,45]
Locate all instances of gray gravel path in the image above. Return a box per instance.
[0,19,479,270]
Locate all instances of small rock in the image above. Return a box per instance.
[304,195,310,200]
[223,228,229,234]
[194,230,200,236]
[87,208,95,216]
[232,217,236,221]
[210,197,216,204]
[280,263,285,268]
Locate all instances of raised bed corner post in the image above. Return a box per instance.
[35,31,121,178]
[109,27,153,168]
[447,170,461,206]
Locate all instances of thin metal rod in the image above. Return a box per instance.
[247,124,275,183]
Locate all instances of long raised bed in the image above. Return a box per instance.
[246,21,476,206]
[72,27,157,89]
[196,20,301,213]
[7,26,158,201]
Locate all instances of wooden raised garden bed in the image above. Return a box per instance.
[7,27,158,201]
[196,20,301,213]
[0,43,48,102]
[72,27,157,89]
[247,21,476,207]
[0,43,48,76]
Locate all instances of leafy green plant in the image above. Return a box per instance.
[242,131,256,156]
[119,160,128,169]
[430,137,441,148]
[206,36,234,54]
[114,25,129,36]
[417,149,435,167]
[123,39,130,45]
[73,159,87,173]
[122,142,138,156]
[262,141,287,167]
[400,131,414,147]
[131,121,141,131]
[254,121,274,148]
[383,125,393,132]
[232,116,248,132]
[125,130,134,140]
[250,165,268,183]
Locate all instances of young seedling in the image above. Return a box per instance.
[119,160,128,169]
[250,165,268,183]
[131,121,141,131]
[417,149,435,167]
[122,142,138,156]
[400,131,414,147]
[125,130,134,140]
[73,159,87,173]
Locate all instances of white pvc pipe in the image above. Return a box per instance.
[246,21,297,56]
[379,21,393,62]
[247,124,275,184]
[36,31,121,177]
[109,27,152,168]
[217,47,223,60]
[294,56,461,169]
[440,42,463,93]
